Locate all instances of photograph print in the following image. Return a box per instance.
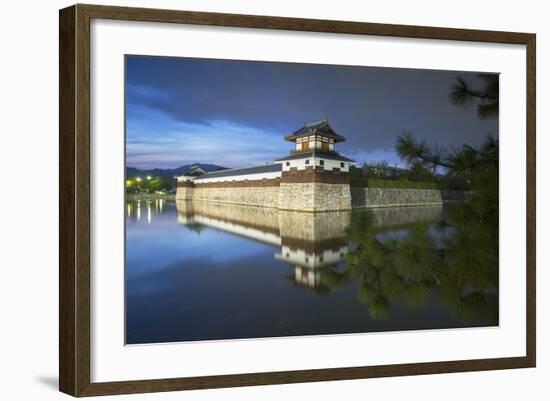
[124,55,499,345]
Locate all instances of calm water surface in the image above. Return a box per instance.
[125,199,498,344]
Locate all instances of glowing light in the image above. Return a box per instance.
[146,176,152,180]
[136,177,142,182]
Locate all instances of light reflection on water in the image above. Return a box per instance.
[125,199,498,344]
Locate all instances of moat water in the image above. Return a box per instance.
[125,199,498,344]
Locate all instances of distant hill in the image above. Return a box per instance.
[126,163,227,182]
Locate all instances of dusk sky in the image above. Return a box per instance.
[125,55,498,170]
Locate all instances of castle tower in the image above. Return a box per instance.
[175,166,204,200]
[276,119,354,212]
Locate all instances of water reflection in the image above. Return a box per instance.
[340,209,497,324]
[173,201,464,296]
[177,201,356,291]
[127,198,167,223]
[125,198,497,344]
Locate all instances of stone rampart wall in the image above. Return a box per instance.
[351,188,443,208]
[175,186,194,200]
[278,183,315,211]
[313,183,352,211]
[191,186,280,208]
[278,183,352,212]
[177,183,466,211]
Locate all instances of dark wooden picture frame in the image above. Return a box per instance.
[59,3,536,397]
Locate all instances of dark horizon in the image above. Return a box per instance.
[126,55,498,170]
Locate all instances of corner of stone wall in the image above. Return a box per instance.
[277,182,316,212]
[176,186,194,201]
[313,183,352,211]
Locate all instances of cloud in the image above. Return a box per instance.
[125,56,499,169]
[126,103,289,169]
[126,83,172,101]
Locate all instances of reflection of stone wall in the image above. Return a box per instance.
[176,200,351,245]
[351,188,442,208]
[175,200,444,277]
[178,200,442,235]
[278,183,352,212]
[176,200,280,233]
[191,186,280,208]
[177,200,442,238]
[370,205,442,227]
[278,210,351,242]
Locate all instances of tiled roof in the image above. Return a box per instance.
[275,151,355,163]
[284,119,346,143]
[180,166,206,176]
[186,170,205,176]
[193,163,282,180]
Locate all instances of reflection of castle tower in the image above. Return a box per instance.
[274,241,349,289]
[175,201,350,289]
[175,119,355,212]
[174,201,444,289]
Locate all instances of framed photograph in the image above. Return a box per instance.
[59,4,536,397]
